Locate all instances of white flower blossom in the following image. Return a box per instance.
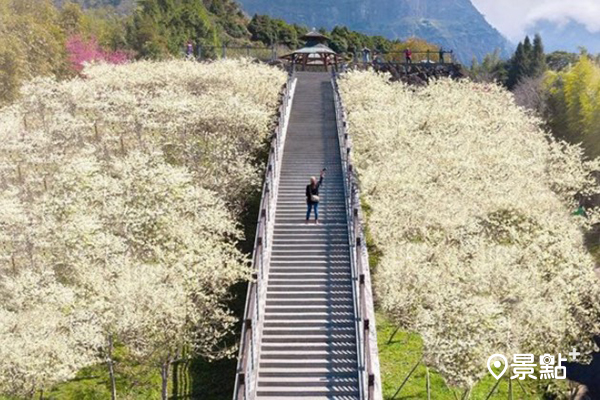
[0,59,285,395]
[339,71,600,388]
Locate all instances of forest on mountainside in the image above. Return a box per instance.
[470,35,600,161]
[1,0,437,105]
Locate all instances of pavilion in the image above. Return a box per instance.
[281,31,344,71]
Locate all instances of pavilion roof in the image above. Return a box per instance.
[292,44,337,55]
[300,30,330,42]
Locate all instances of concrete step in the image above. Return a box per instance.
[258,375,358,386]
[265,313,355,320]
[257,385,359,393]
[274,224,348,229]
[270,264,351,270]
[260,333,357,343]
[275,214,348,220]
[264,321,356,329]
[258,370,358,379]
[272,240,349,246]
[268,278,352,284]
[272,234,348,240]
[256,394,359,400]
[268,272,351,278]
[275,209,346,214]
[272,232,348,239]
[265,305,354,313]
[275,210,347,215]
[267,284,352,291]
[261,343,357,351]
[270,253,350,259]
[268,264,351,269]
[260,350,357,360]
[259,360,358,369]
[266,300,354,307]
[262,327,356,336]
[271,250,350,258]
[266,289,352,297]
[269,269,352,275]
[257,389,359,399]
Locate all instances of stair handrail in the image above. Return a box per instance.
[233,71,297,400]
[331,72,383,400]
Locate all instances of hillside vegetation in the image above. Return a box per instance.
[545,56,600,158]
[0,0,70,104]
[339,71,600,389]
[0,59,286,399]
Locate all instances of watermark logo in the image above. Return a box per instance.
[487,354,508,380]
[487,348,580,381]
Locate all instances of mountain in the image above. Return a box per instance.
[527,20,600,54]
[236,0,513,62]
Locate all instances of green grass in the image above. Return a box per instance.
[13,344,238,399]
[376,313,552,400]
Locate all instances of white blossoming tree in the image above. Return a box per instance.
[0,269,103,398]
[339,71,600,389]
[0,59,285,398]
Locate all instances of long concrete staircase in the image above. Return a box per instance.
[256,72,360,399]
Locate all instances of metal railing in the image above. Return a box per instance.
[184,44,290,62]
[331,72,382,400]
[352,49,456,65]
[232,72,297,400]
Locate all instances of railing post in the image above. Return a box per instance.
[270,144,276,178]
[267,164,273,200]
[261,208,267,244]
[257,236,263,279]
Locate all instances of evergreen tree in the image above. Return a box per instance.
[531,33,547,77]
[507,35,546,89]
[507,42,526,88]
[522,35,533,74]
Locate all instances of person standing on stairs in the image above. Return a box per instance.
[306,169,326,224]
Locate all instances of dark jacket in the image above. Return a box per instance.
[306,176,323,204]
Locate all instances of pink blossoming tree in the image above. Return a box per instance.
[66,35,130,73]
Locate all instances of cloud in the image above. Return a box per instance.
[471,0,600,41]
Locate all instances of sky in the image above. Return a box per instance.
[471,0,600,41]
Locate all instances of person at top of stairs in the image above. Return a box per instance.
[305,169,326,225]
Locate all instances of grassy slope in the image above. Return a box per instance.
[44,354,236,399]
[376,312,572,400]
